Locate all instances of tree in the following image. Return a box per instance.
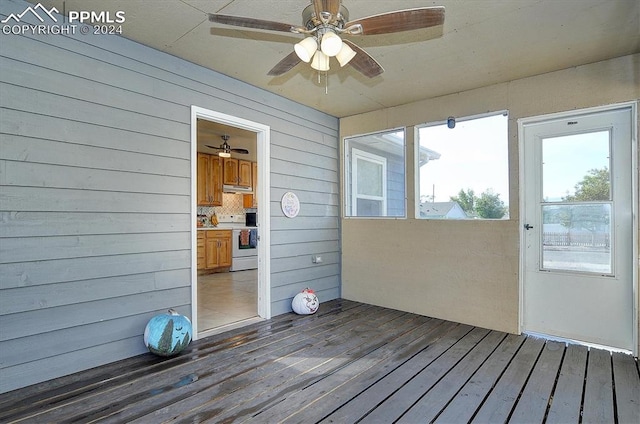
[450,188,507,219]
[475,190,507,219]
[558,167,610,245]
[562,167,609,202]
[450,189,475,214]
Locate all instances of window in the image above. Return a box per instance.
[345,129,405,217]
[417,112,509,220]
[352,149,387,216]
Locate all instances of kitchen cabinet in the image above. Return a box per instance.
[197,153,222,206]
[243,162,258,208]
[198,230,232,271]
[223,158,252,187]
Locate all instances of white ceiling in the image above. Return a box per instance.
[34,0,640,118]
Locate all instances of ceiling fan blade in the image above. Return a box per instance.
[343,40,384,78]
[205,145,223,150]
[267,51,302,76]
[313,0,341,22]
[209,13,304,34]
[345,6,445,35]
[230,148,249,154]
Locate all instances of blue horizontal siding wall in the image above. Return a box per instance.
[0,0,339,393]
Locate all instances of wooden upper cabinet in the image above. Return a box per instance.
[238,160,252,187]
[223,158,239,185]
[223,158,252,188]
[197,153,208,205]
[197,153,222,206]
[210,156,222,205]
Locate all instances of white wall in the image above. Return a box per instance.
[0,0,339,393]
[340,54,639,342]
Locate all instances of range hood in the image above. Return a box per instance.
[223,184,253,193]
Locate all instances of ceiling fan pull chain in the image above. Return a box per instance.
[325,72,328,95]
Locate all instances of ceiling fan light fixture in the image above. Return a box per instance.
[336,42,356,66]
[320,31,342,57]
[218,151,231,158]
[294,36,317,62]
[310,50,330,71]
[209,4,446,79]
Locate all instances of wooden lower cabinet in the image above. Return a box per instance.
[197,230,232,271]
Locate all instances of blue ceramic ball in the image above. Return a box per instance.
[143,309,192,356]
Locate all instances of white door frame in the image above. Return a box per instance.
[190,106,271,340]
[518,101,638,355]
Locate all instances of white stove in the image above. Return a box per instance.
[217,214,258,271]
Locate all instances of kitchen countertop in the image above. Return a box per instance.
[198,225,258,230]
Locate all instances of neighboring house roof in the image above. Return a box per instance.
[417,146,441,167]
[420,202,468,219]
[359,131,441,165]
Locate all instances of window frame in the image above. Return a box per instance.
[415,111,510,221]
[351,148,388,216]
[344,127,407,219]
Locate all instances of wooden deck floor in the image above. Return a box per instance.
[1,299,638,423]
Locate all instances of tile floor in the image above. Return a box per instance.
[197,269,258,332]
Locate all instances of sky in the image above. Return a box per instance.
[418,114,610,206]
[418,113,509,205]
[541,131,609,201]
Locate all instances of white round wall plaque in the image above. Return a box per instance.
[281,191,300,218]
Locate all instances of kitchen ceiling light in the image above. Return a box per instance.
[294,36,317,63]
[320,31,342,57]
[218,151,231,158]
[310,50,330,71]
[336,42,356,67]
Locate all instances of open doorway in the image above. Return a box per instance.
[190,106,271,340]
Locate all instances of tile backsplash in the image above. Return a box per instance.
[198,193,246,221]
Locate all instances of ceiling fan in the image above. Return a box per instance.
[209,0,445,78]
[206,135,249,158]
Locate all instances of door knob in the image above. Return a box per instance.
[524,224,534,230]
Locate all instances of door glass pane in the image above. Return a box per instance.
[541,203,612,274]
[542,131,610,202]
[357,158,383,196]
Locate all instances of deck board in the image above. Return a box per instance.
[135,307,413,423]
[397,330,507,423]
[33,302,379,423]
[612,351,640,424]
[361,327,490,423]
[433,333,526,423]
[0,299,637,424]
[471,336,546,423]
[582,348,615,424]
[545,343,588,424]
[509,340,565,423]
[320,321,470,423]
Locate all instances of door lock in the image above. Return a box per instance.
[524,224,534,230]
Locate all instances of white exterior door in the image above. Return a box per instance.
[520,105,636,351]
